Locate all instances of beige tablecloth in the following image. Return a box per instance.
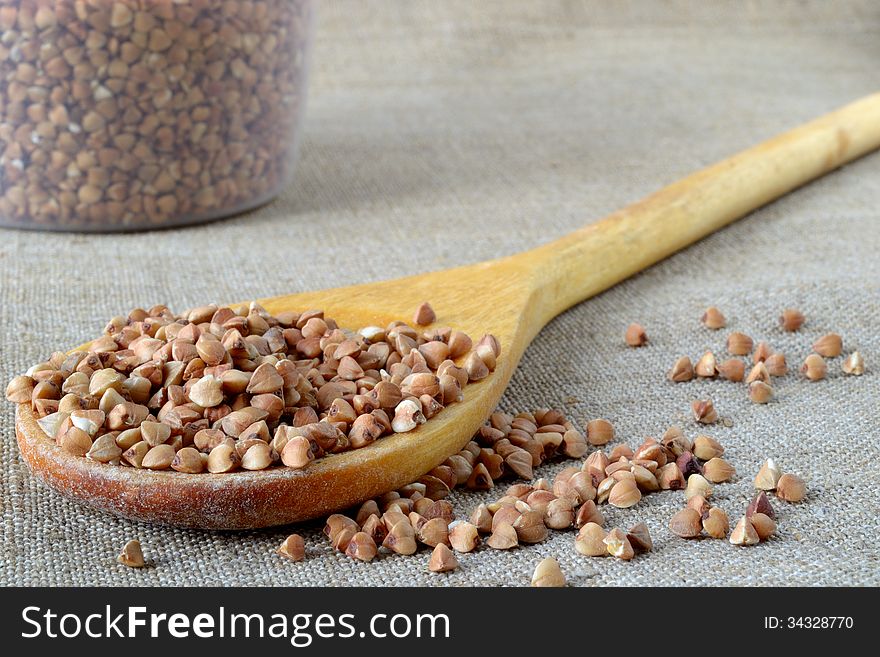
[2,0,878,586]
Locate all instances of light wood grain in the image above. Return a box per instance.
[15,93,880,528]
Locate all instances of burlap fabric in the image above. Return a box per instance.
[2,1,878,586]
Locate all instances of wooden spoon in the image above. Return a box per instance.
[15,93,880,529]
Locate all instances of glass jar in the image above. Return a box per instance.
[0,0,313,231]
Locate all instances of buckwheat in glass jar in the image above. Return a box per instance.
[0,0,313,231]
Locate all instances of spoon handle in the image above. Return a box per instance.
[517,92,880,331]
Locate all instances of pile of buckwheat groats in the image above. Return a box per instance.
[630,305,864,408]
[267,409,806,580]
[263,305,862,584]
[6,301,500,473]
